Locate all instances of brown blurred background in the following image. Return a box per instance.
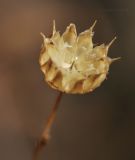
[0,0,135,160]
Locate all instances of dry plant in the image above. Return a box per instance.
[33,20,120,160]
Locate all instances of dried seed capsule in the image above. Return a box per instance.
[39,20,119,94]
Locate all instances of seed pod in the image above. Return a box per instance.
[39,20,119,94]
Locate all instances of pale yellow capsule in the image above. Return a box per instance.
[39,21,119,94]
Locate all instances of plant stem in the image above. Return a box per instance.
[33,92,63,160]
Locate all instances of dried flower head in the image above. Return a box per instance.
[39,21,119,94]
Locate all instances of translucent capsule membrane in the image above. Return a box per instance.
[39,21,119,94]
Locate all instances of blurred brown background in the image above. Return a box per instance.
[0,0,134,160]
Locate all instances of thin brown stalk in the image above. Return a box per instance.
[33,92,63,160]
